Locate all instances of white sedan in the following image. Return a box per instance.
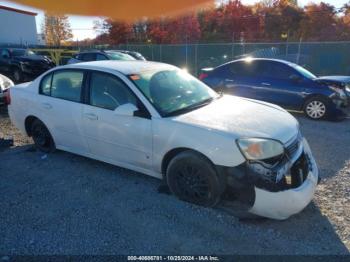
[7,61,319,220]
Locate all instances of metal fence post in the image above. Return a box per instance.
[195,44,198,76]
[297,38,302,65]
[160,44,162,62]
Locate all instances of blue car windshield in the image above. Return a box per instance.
[294,65,317,80]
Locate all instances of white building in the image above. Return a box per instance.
[0,5,38,45]
[37,33,46,45]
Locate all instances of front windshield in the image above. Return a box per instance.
[294,65,317,80]
[106,51,136,61]
[129,69,218,116]
[11,49,35,57]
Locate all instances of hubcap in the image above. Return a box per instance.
[175,165,210,202]
[306,101,326,119]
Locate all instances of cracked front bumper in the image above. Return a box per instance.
[248,138,318,220]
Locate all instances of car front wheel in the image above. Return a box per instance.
[31,119,55,153]
[304,97,329,120]
[166,151,224,207]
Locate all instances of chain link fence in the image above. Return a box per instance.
[115,42,350,76]
[2,41,350,76]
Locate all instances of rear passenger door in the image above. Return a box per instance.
[222,61,263,99]
[37,69,90,153]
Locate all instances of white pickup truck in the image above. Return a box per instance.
[7,60,319,220]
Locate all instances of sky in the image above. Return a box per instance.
[0,0,349,40]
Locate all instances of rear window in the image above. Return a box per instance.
[39,70,84,102]
[80,53,96,61]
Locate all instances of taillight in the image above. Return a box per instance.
[199,73,208,80]
[4,89,11,105]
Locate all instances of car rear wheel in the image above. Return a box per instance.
[31,119,55,153]
[304,97,328,120]
[166,151,224,207]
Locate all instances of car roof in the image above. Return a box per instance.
[220,58,297,68]
[64,60,177,75]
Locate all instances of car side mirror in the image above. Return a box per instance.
[113,103,139,117]
[289,74,302,83]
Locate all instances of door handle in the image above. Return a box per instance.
[225,79,234,82]
[261,82,271,86]
[42,103,52,109]
[84,113,98,120]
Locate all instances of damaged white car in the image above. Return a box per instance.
[7,61,319,220]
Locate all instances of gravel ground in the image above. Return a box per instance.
[0,105,349,255]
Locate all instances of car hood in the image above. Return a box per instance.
[172,95,299,144]
[14,55,51,63]
[315,75,350,84]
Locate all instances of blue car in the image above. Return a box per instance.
[200,58,349,120]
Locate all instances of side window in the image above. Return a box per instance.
[89,72,137,110]
[1,49,10,58]
[51,71,84,102]
[259,62,296,80]
[81,53,96,61]
[40,73,52,95]
[230,61,258,77]
[96,53,108,61]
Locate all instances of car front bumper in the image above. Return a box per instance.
[248,138,318,220]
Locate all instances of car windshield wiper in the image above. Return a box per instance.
[164,97,215,117]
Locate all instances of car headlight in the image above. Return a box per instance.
[0,77,14,91]
[329,85,346,98]
[236,138,284,160]
[345,85,350,93]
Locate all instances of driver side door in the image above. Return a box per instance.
[81,71,153,171]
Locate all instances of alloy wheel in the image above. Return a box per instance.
[305,100,326,119]
[175,164,211,204]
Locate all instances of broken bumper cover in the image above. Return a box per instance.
[248,138,318,220]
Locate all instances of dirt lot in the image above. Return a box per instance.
[0,105,349,255]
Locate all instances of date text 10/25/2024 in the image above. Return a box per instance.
[127,256,220,261]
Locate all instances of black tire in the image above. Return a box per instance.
[303,96,329,120]
[166,151,224,207]
[12,68,23,83]
[31,119,55,153]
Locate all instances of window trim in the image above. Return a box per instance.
[38,68,87,104]
[85,70,151,118]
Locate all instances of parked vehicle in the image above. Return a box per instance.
[0,74,14,105]
[200,58,349,120]
[7,61,319,220]
[0,48,55,83]
[110,50,146,60]
[67,50,136,64]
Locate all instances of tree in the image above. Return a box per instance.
[42,13,73,46]
[300,2,340,41]
[95,19,133,45]
[147,14,201,44]
[263,0,304,41]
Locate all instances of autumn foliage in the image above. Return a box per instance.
[93,0,350,44]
